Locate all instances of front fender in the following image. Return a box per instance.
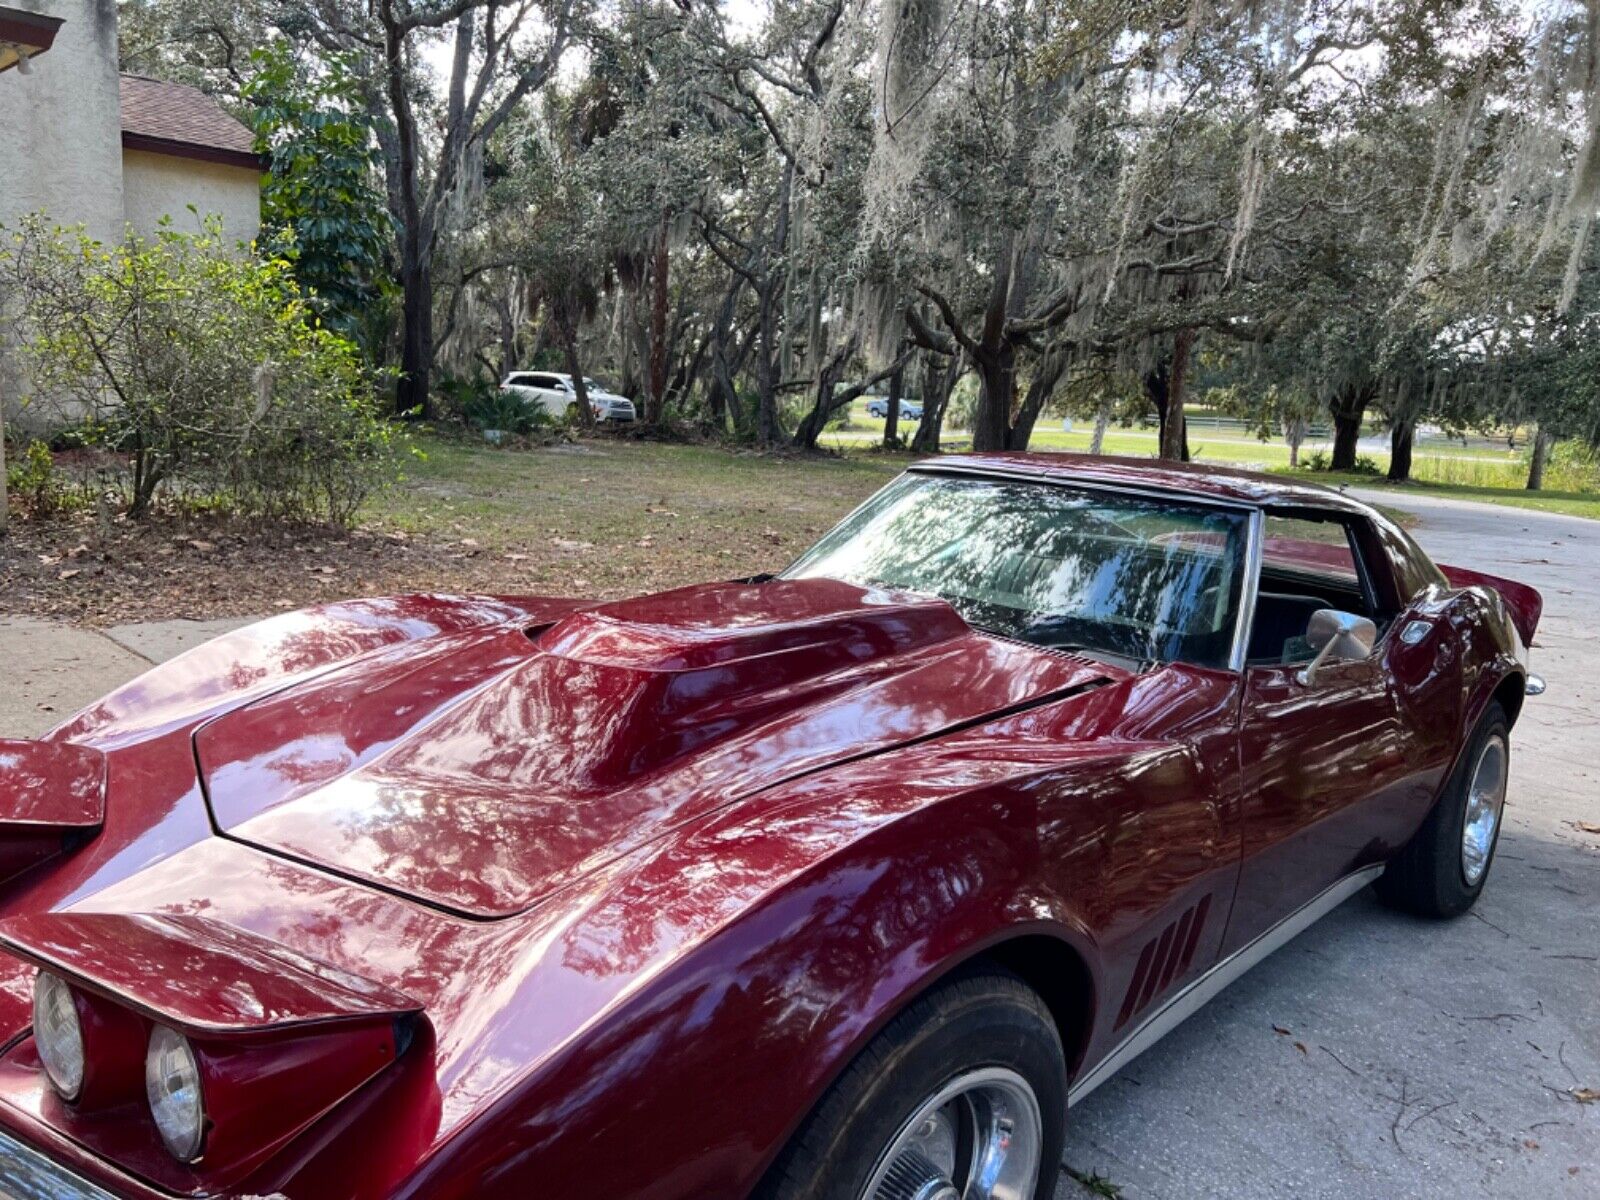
[398,727,1224,1200]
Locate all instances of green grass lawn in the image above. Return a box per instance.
[1278,470,1600,521]
[361,427,1593,608]
[363,433,904,598]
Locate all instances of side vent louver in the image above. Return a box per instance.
[1114,894,1211,1030]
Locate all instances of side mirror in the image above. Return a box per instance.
[1297,608,1378,686]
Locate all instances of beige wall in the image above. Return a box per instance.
[120,148,261,247]
[0,0,124,243]
[0,0,124,430]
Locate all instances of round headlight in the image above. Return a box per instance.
[33,972,85,1101]
[145,1025,205,1161]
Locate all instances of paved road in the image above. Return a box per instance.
[1059,491,1600,1199]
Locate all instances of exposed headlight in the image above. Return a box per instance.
[33,972,85,1101]
[146,1025,205,1161]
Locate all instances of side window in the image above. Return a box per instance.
[528,374,558,389]
[1249,514,1375,664]
[507,374,533,386]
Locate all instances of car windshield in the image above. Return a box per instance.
[783,474,1249,668]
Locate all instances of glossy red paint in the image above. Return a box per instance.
[0,740,105,886]
[0,458,1537,1200]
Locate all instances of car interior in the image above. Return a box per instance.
[1247,513,1382,665]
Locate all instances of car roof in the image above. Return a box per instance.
[912,452,1378,517]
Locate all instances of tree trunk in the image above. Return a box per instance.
[1160,328,1195,462]
[1526,426,1555,491]
[1007,346,1068,451]
[1328,383,1375,471]
[755,285,781,446]
[883,365,903,448]
[971,347,1015,452]
[0,379,8,535]
[1089,400,1111,455]
[648,209,670,426]
[912,354,959,454]
[1387,419,1414,482]
[396,254,435,419]
[558,317,596,431]
[1285,415,1306,469]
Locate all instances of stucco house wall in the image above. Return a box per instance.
[0,0,124,244]
[120,148,261,246]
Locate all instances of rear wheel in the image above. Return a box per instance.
[754,968,1065,1200]
[1377,701,1510,917]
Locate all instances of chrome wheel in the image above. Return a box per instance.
[860,1067,1042,1200]
[1461,733,1508,886]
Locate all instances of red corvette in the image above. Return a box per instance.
[0,454,1542,1200]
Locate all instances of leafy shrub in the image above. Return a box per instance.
[461,386,557,437]
[1350,454,1381,475]
[1544,440,1600,492]
[1303,449,1331,472]
[5,439,62,515]
[1,216,403,525]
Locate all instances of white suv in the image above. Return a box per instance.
[500,372,638,423]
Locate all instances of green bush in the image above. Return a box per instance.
[5,440,61,516]
[1,215,404,525]
[461,385,557,437]
[1350,454,1381,475]
[1303,449,1331,472]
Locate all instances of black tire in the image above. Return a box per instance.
[1376,701,1510,917]
[754,967,1066,1200]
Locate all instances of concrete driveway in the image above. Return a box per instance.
[1060,491,1599,1198]
[1,493,1595,1199]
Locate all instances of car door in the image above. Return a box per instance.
[1222,510,1422,954]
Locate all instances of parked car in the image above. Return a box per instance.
[865,396,923,420]
[0,454,1542,1200]
[500,371,637,423]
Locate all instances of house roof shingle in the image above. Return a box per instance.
[118,74,261,169]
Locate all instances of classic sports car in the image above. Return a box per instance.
[0,454,1542,1200]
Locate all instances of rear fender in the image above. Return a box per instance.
[1438,564,1543,649]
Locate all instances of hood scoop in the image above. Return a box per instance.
[199,579,1110,917]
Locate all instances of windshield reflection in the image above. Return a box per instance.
[784,475,1247,668]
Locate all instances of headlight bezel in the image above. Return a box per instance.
[145,1024,206,1162]
[32,971,86,1103]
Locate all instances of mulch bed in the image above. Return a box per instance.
[1,509,534,626]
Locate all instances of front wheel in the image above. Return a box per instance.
[754,968,1065,1200]
[1376,701,1510,917]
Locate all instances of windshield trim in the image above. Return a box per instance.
[785,466,1266,674]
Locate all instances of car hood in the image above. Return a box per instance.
[195,578,1112,917]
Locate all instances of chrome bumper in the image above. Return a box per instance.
[0,1129,117,1199]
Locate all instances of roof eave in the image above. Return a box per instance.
[121,130,265,172]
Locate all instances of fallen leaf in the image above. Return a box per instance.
[503,553,529,562]
[550,538,593,552]
[66,544,89,558]
[1570,1087,1600,1104]
[1293,1042,1308,1056]
[189,540,215,552]
[460,538,480,549]
[57,568,80,580]
[1272,1026,1291,1037]
[1571,822,1600,835]
[1524,1139,1540,1150]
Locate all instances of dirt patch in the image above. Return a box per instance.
[3,436,901,625]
